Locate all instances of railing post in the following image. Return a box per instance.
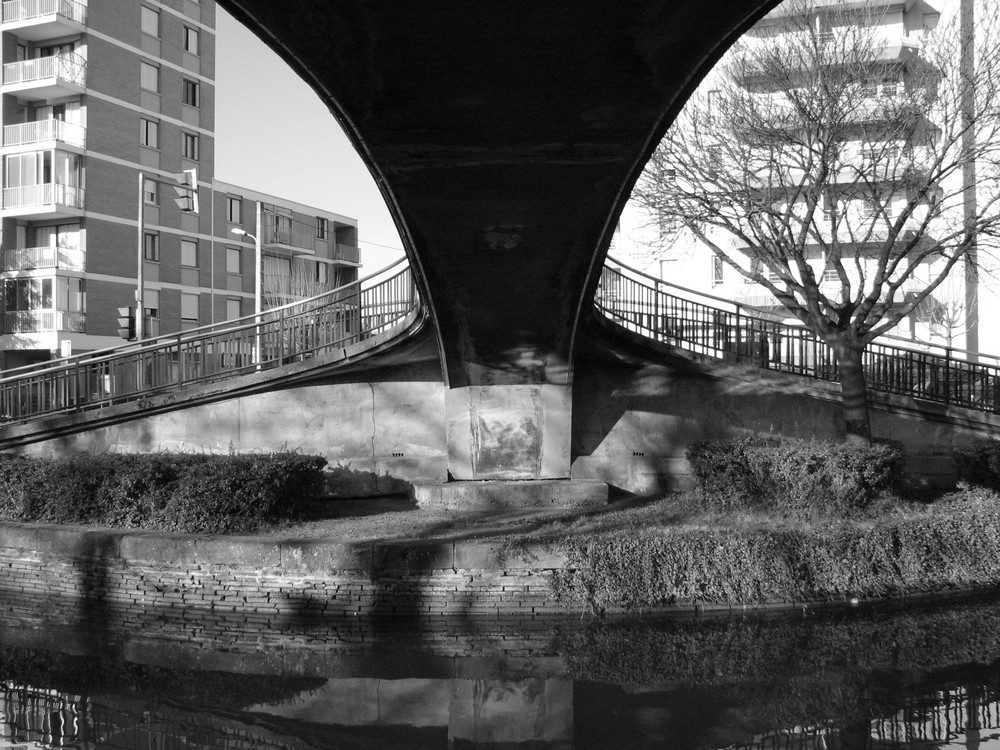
[75,360,84,410]
[734,305,742,362]
[278,307,286,364]
[177,334,185,387]
[944,347,952,405]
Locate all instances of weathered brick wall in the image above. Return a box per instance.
[0,523,582,630]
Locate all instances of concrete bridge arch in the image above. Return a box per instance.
[218,0,781,480]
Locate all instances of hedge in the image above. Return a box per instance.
[955,440,1000,491]
[686,435,904,515]
[0,452,327,534]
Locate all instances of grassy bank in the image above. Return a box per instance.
[495,486,1000,612]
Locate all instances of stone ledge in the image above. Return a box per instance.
[412,480,608,510]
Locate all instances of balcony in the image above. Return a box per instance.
[2,183,84,218]
[1,0,86,40]
[3,118,85,150]
[2,51,86,100]
[334,243,361,265]
[4,309,84,333]
[3,245,83,271]
[262,222,316,254]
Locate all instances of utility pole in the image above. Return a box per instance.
[961,0,979,355]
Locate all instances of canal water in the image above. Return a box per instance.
[3,593,1000,749]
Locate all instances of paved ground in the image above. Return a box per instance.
[274,493,657,544]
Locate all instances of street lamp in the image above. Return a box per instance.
[231,204,263,364]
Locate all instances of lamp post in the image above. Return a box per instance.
[231,200,263,364]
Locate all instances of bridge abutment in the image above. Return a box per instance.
[445,383,571,480]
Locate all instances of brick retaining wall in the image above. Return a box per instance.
[0,522,584,624]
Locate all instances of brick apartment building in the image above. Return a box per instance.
[0,0,360,370]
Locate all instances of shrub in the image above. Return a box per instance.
[0,452,327,534]
[686,435,903,515]
[954,440,1000,491]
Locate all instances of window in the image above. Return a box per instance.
[181,239,198,267]
[711,255,724,286]
[143,178,158,205]
[226,298,242,320]
[144,289,159,320]
[141,6,159,37]
[184,27,199,54]
[143,232,159,262]
[182,132,199,160]
[182,79,200,107]
[270,213,292,244]
[58,277,84,313]
[33,223,79,250]
[316,217,328,239]
[4,278,53,311]
[706,89,720,115]
[227,196,242,223]
[181,293,199,325]
[226,247,241,274]
[140,61,159,93]
[140,118,158,148]
[316,262,329,285]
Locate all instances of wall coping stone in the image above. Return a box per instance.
[0,521,566,572]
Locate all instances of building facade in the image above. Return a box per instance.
[0,0,360,370]
[617,0,1000,354]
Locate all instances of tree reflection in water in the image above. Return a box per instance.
[4,594,1000,749]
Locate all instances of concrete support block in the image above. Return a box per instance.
[445,383,571,480]
[412,479,607,510]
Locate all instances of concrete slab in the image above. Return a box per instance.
[412,480,608,510]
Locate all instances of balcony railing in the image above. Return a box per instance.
[3,118,85,148]
[334,243,360,264]
[2,51,86,88]
[2,0,86,24]
[4,309,84,333]
[3,244,83,271]
[3,183,83,210]
[262,222,315,251]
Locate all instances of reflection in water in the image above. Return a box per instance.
[5,596,1000,748]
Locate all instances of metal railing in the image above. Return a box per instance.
[3,118,85,148]
[599,258,1000,413]
[3,244,84,271]
[2,0,87,24]
[4,309,84,333]
[0,258,418,424]
[335,243,361,264]
[2,183,83,210]
[2,51,86,87]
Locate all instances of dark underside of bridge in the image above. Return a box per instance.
[218,0,779,481]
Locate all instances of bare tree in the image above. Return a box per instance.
[633,0,1000,444]
[911,269,976,347]
[263,257,349,309]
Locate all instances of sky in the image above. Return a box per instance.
[213,9,405,274]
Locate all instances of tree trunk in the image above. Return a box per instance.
[832,339,872,446]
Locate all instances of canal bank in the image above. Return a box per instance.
[4,488,1000,621]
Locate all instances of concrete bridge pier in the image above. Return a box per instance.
[420,379,606,508]
[445,383,571,480]
[217,0,781,507]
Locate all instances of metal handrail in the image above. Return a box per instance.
[0,258,418,424]
[600,257,1000,413]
